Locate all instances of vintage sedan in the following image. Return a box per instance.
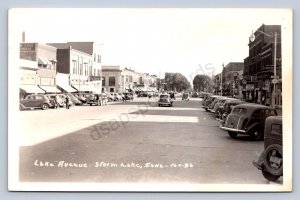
[220,103,277,140]
[216,99,245,121]
[208,97,233,113]
[158,94,173,107]
[253,116,283,181]
[20,94,53,110]
[66,93,82,105]
[202,95,220,111]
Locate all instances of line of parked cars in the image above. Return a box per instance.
[201,93,283,181]
[19,92,136,111]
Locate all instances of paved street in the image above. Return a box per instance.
[19,96,282,184]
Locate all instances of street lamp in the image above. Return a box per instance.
[249,29,278,108]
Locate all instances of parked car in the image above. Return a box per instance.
[208,97,232,113]
[137,92,148,97]
[216,99,245,121]
[220,103,277,140]
[202,95,220,111]
[57,94,74,107]
[99,93,108,105]
[66,93,82,105]
[45,94,65,107]
[191,92,199,98]
[73,93,87,104]
[158,94,173,107]
[207,97,229,112]
[123,92,133,101]
[111,93,121,101]
[19,94,53,110]
[86,94,101,106]
[106,92,114,102]
[253,116,283,181]
[118,93,125,100]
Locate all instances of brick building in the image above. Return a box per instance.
[243,24,282,107]
[19,42,60,98]
[48,42,102,94]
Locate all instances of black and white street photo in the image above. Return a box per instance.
[8,8,292,191]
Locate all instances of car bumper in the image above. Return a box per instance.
[159,102,171,105]
[220,126,246,133]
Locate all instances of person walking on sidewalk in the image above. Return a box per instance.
[65,96,70,109]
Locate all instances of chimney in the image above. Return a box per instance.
[22,31,25,42]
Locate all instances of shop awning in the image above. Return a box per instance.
[72,84,95,92]
[20,85,45,94]
[38,57,52,65]
[57,83,77,93]
[39,85,61,93]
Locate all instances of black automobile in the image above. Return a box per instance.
[216,100,245,121]
[253,116,283,181]
[220,103,277,140]
[86,94,101,106]
[19,94,53,110]
[202,95,220,111]
[191,92,199,98]
[123,92,133,101]
[158,94,173,107]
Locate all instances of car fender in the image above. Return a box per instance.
[246,122,263,133]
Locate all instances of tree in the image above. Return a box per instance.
[164,73,191,92]
[193,74,212,92]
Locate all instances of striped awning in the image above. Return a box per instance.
[20,85,45,94]
[39,85,61,93]
[72,84,95,92]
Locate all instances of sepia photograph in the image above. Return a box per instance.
[8,8,293,192]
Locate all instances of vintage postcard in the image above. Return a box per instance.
[8,8,293,191]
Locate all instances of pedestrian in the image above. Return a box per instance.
[65,96,70,109]
[96,94,100,106]
[53,95,58,109]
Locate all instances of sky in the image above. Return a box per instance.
[9,8,290,82]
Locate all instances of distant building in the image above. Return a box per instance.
[101,65,122,93]
[48,42,102,94]
[243,24,281,106]
[221,62,244,98]
[120,68,158,93]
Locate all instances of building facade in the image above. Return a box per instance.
[243,24,282,107]
[48,42,102,94]
[219,62,244,98]
[101,65,122,93]
[19,42,60,98]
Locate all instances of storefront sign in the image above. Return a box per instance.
[246,84,254,90]
[20,43,36,51]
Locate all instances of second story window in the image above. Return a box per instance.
[109,77,115,86]
[72,60,78,74]
[102,77,105,86]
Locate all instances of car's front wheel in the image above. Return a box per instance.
[251,128,263,141]
[262,144,283,177]
[41,103,49,110]
[262,170,281,181]
[228,131,237,138]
